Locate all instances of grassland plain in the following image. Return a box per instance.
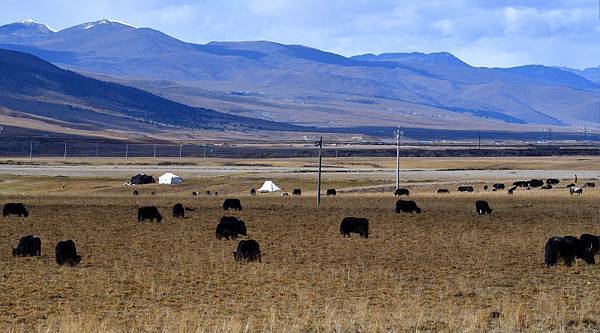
[1,161,600,332]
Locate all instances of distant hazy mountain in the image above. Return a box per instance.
[0,19,598,131]
[351,52,468,67]
[0,48,301,136]
[559,66,600,85]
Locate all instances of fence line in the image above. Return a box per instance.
[1,138,600,159]
[0,140,220,159]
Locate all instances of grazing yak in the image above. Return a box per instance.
[584,182,596,188]
[233,240,261,262]
[545,236,580,267]
[541,184,553,190]
[206,190,212,196]
[132,190,139,196]
[172,203,185,218]
[544,235,600,267]
[493,183,505,191]
[192,191,199,196]
[216,216,247,240]
[529,179,544,188]
[395,200,421,214]
[223,198,243,211]
[546,178,560,185]
[483,185,489,192]
[339,217,369,238]
[281,192,290,197]
[137,206,163,223]
[436,188,449,194]
[3,203,29,217]
[12,235,41,257]
[475,200,493,215]
[508,186,517,195]
[250,189,256,196]
[292,189,302,196]
[570,187,583,195]
[394,188,410,196]
[326,189,337,196]
[457,186,474,193]
[55,240,81,267]
[513,181,527,187]
[578,234,600,264]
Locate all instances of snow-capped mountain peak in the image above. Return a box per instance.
[13,19,56,32]
[78,19,136,30]
[0,19,56,42]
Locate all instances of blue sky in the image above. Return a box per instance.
[1,0,598,68]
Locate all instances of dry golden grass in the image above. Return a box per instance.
[2,174,600,332]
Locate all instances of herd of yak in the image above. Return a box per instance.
[3,176,597,268]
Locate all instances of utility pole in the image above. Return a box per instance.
[316,137,323,208]
[395,128,402,190]
[179,144,183,158]
[125,144,129,159]
[63,140,67,160]
[29,140,33,160]
[153,144,157,158]
[96,143,99,158]
[203,145,207,159]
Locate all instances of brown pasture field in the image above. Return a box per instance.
[2,160,600,332]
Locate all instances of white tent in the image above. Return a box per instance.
[258,180,281,193]
[159,172,183,185]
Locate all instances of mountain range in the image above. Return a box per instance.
[0,19,599,135]
[0,48,303,141]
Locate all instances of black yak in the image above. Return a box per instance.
[457,186,474,193]
[577,234,600,264]
[395,200,421,214]
[475,200,493,215]
[339,217,369,238]
[55,240,81,267]
[216,216,247,240]
[223,198,242,211]
[3,203,29,217]
[545,236,580,267]
[12,235,41,257]
[394,188,410,196]
[233,240,261,262]
[137,206,163,222]
[172,203,185,218]
[493,183,505,191]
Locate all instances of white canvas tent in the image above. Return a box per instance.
[159,172,183,184]
[258,180,281,193]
